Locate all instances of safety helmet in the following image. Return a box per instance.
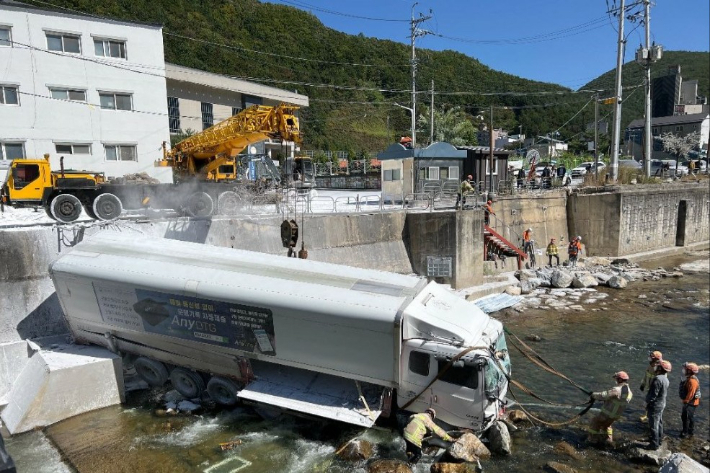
[527,228,532,232]
[659,360,672,373]
[683,362,699,375]
[425,408,436,419]
[487,200,492,205]
[649,350,663,361]
[467,175,473,180]
[550,238,555,242]
[577,236,582,241]
[613,371,629,381]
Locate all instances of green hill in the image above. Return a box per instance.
[27,1,710,152]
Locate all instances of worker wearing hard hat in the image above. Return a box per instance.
[403,408,454,465]
[587,371,633,445]
[522,228,533,255]
[567,236,582,267]
[484,199,495,225]
[679,362,701,438]
[457,175,475,210]
[646,360,672,450]
[546,238,559,267]
[639,351,663,422]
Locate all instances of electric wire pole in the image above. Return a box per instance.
[409,3,432,150]
[609,0,626,182]
[430,79,434,145]
[642,0,653,177]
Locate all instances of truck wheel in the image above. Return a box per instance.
[134,357,169,387]
[185,192,214,218]
[83,203,97,220]
[93,193,123,221]
[170,367,205,399]
[50,194,82,223]
[206,376,240,406]
[217,191,241,215]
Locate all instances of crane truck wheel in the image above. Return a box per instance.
[185,192,214,218]
[206,376,240,406]
[134,357,169,387]
[217,191,242,215]
[93,193,123,221]
[169,367,206,399]
[50,194,82,223]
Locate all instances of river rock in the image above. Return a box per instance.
[550,269,574,288]
[487,421,511,455]
[627,442,671,466]
[607,276,628,289]
[515,270,537,281]
[430,464,478,473]
[663,271,684,278]
[572,274,598,288]
[368,459,412,473]
[520,278,541,294]
[544,462,578,473]
[505,285,522,296]
[553,441,583,461]
[507,410,529,423]
[177,400,201,413]
[659,453,710,473]
[611,258,630,265]
[337,439,374,462]
[593,272,612,283]
[447,433,490,462]
[525,335,541,342]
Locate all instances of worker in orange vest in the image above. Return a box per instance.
[679,362,701,438]
[522,228,533,255]
[484,200,495,225]
[568,236,582,267]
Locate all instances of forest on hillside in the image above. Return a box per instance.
[30,0,710,152]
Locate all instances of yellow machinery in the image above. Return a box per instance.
[158,103,302,183]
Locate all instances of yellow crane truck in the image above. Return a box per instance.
[1,104,311,223]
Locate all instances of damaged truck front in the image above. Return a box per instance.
[49,233,510,431]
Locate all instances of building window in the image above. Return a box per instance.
[0,85,19,105]
[167,97,180,133]
[675,125,683,132]
[652,127,659,134]
[104,144,136,161]
[99,92,132,110]
[0,141,25,160]
[46,33,81,54]
[55,143,91,154]
[94,38,126,59]
[201,102,213,130]
[0,26,11,47]
[231,106,242,116]
[427,166,440,180]
[486,159,499,175]
[50,88,86,102]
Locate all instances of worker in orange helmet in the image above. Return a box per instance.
[639,350,663,422]
[587,371,633,445]
[484,199,495,225]
[679,362,701,438]
[646,360,671,450]
[457,175,475,210]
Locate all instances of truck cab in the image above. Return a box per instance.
[2,158,51,205]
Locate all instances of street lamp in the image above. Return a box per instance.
[394,102,415,145]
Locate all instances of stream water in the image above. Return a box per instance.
[5,250,709,473]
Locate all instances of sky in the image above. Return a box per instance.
[266,0,709,89]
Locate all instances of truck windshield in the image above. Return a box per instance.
[484,332,510,400]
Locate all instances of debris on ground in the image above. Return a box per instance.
[219,439,243,451]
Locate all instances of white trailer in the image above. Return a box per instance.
[49,233,510,430]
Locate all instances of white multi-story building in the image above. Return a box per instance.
[0,1,172,181]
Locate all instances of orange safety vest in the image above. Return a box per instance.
[523,230,531,242]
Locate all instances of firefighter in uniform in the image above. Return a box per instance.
[403,408,454,465]
[587,371,633,445]
[639,350,663,421]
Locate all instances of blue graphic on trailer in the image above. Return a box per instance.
[132,289,276,355]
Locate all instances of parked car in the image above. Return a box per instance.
[619,159,642,170]
[571,162,606,178]
[650,159,688,177]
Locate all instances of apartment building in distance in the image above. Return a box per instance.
[0,0,172,181]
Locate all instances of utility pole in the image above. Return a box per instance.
[594,93,599,179]
[430,79,434,145]
[409,3,432,150]
[637,0,662,178]
[609,0,626,182]
[489,104,494,193]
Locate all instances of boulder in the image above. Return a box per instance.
[507,410,529,423]
[520,279,541,294]
[659,453,710,473]
[337,439,374,462]
[607,276,628,289]
[572,274,598,288]
[525,335,541,343]
[553,441,583,461]
[544,462,578,473]
[487,421,511,456]
[611,258,630,265]
[550,270,574,288]
[627,442,671,466]
[505,286,522,296]
[368,459,412,473]
[430,464,478,473]
[447,432,490,462]
[515,270,537,281]
[593,272,612,283]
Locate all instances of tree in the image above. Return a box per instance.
[417,106,478,147]
[659,131,700,174]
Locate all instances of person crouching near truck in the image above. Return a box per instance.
[403,408,454,465]
[679,362,701,438]
[587,371,633,446]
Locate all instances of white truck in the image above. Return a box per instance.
[49,233,510,431]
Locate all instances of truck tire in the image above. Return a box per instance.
[185,192,214,218]
[170,367,205,399]
[93,193,123,221]
[134,357,169,387]
[206,376,240,406]
[217,191,241,215]
[50,194,82,223]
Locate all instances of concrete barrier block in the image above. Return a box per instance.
[0,341,35,403]
[1,344,123,434]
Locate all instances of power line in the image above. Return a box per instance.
[274,0,409,22]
